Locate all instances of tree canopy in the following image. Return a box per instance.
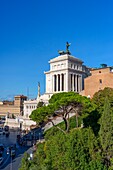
[20,88,113,170]
[30,92,95,132]
[92,87,113,114]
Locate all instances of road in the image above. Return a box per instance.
[0,128,42,170]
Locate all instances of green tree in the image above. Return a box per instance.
[99,97,113,167]
[19,153,31,170]
[37,101,44,108]
[30,128,106,170]
[92,87,113,114]
[30,92,95,133]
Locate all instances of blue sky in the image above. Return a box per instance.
[0,0,113,100]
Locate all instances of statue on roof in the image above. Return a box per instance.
[58,42,71,55]
[66,42,71,54]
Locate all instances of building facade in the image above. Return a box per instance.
[0,95,27,117]
[24,100,37,118]
[83,66,113,98]
[44,54,90,97]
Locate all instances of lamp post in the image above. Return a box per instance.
[10,153,13,170]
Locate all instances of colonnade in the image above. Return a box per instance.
[53,74,65,92]
[53,73,82,93]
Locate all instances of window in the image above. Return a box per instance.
[99,79,102,84]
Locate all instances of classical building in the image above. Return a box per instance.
[0,95,27,117]
[44,50,90,98]
[82,64,113,98]
[24,43,90,117]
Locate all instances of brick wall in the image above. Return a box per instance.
[84,67,113,98]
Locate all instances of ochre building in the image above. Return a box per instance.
[0,95,27,117]
[82,66,113,98]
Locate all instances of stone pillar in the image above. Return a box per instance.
[65,72,68,92]
[62,74,64,91]
[75,74,78,92]
[60,74,62,92]
[79,75,82,92]
[78,75,82,93]
[70,74,73,91]
[52,75,54,92]
[64,73,66,91]
[76,75,79,92]
[74,74,76,91]
[72,74,75,91]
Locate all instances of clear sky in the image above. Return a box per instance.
[0,0,113,100]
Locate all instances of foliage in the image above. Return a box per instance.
[20,89,113,170]
[99,97,113,167]
[19,152,31,170]
[30,92,96,132]
[37,101,45,108]
[92,87,113,114]
[83,110,100,136]
[23,128,106,170]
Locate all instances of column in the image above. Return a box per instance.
[65,72,68,92]
[78,75,81,93]
[72,74,75,91]
[76,75,79,92]
[79,75,82,92]
[60,74,62,92]
[71,74,73,91]
[54,75,57,92]
[52,75,54,92]
[64,73,66,91]
[58,74,60,91]
[75,74,78,92]
[74,74,76,91]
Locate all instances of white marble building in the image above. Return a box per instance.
[44,54,90,97]
[24,99,37,118]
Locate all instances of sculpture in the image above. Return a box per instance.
[66,42,71,53]
[58,42,71,55]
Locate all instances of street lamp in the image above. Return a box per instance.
[10,153,13,170]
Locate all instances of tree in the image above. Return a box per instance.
[92,87,113,114]
[19,153,31,170]
[99,97,113,167]
[30,92,95,133]
[37,101,44,108]
[27,127,106,170]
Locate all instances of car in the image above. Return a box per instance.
[0,157,3,164]
[0,129,3,135]
[0,144,4,151]
[9,144,16,157]
[5,131,10,137]
[6,147,10,154]
[10,149,16,157]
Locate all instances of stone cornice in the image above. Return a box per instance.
[49,54,83,64]
[44,68,86,74]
